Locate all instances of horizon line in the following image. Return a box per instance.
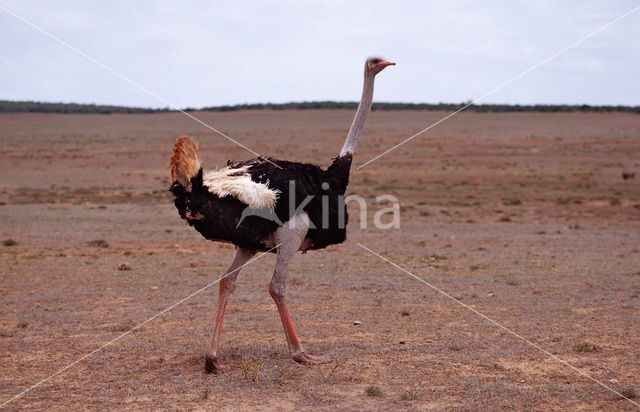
[2,99,639,114]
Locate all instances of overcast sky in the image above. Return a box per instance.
[1,1,639,108]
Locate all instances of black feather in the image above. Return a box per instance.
[170,154,353,252]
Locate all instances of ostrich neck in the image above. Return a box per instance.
[339,71,375,157]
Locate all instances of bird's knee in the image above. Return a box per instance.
[220,277,236,294]
[268,281,286,303]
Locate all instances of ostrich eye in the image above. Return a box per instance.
[371,59,380,65]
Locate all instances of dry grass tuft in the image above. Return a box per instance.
[573,342,600,353]
[238,356,296,384]
[502,197,522,206]
[240,356,265,382]
[617,387,636,400]
[2,238,18,246]
[87,239,109,248]
[317,356,347,382]
[365,384,383,397]
[399,389,420,400]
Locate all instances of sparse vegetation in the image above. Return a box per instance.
[365,384,384,397]
[2,239,18,246]
[399,389,420,400]
[87,239,109,248]
[618,387,636,400]
[574,342,600,353]
[554,197,572,205]
[503,197,522,206]
[240,356,266,382]
[109,320,136,332]
[422,254,447,263]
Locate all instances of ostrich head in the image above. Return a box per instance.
[365,56,395,75]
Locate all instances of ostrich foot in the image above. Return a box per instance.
[204,356,230,374]
[292,351,331,365]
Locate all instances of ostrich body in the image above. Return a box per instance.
[169,57,394,373]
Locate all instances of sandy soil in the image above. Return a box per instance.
[1,110,639,410]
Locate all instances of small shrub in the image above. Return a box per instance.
[502,197,522,206]
[87,239,109,248]
[618,387,636,399]
[609,197,621,206]
[498,216,511,222]
[2,239,18,246]
[365,384,383,397]
[574,342,600,353]
[399,389,420,400]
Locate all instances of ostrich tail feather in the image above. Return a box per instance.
[170,136,202,191]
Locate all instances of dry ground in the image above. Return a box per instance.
[1,110,639,410]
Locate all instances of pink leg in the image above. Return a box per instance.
[205,247,255,374]
[269,285,330,364]
[269,214,331,365]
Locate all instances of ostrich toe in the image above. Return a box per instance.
[204,356,231,374]
[292,351,331,365]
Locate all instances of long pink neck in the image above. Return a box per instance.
[339,70,375,157]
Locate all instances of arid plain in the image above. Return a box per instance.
[1,109,639,410]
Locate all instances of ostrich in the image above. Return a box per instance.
[169,56,395,373]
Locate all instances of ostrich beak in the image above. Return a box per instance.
[377,60,396,67]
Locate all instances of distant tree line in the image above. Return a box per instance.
[0,100,169,114]
[2,99,638,114]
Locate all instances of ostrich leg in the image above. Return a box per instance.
[269,213,331,365]
[205,247,256,373]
